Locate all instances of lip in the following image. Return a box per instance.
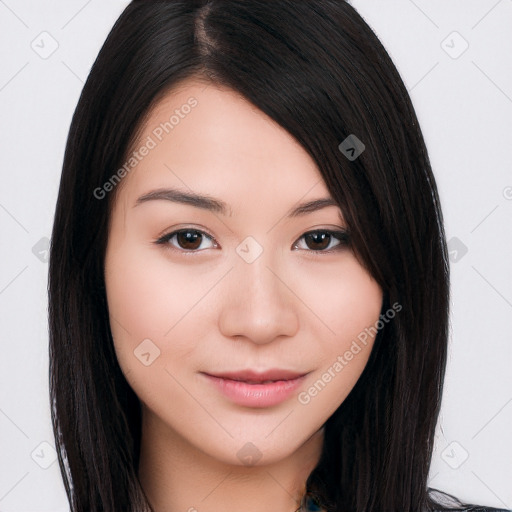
[201,369,309,408]
[205,368,307,382]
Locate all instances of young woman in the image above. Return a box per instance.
[48,1,510,511]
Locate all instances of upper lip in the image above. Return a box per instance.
[203,369,308,382]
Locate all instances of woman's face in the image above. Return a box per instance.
[104,78,383,466]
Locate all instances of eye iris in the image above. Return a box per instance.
[305,232,330,250]
[177,230,202,250]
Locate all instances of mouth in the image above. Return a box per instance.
[202,368,308,383]
[200,369,310,408]
[230,379,285,384]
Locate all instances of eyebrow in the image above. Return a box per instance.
[134,187,340,218]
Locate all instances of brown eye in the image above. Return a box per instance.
[294,230,350,252]
[155,229,216,252]
[176,230,202,250]
[304,232,331,250]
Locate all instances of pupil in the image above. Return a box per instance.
[177,230,201,250]
[305,232,330,250]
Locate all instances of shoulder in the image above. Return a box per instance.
[428,489,510,512]
[471,509,511,512]
[433,509,511,512]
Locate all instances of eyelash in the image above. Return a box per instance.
[154,228,350,255]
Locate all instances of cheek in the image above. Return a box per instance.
[292,257,382,411]
[296,255,383,342]
[104,241,205,378]
[105,246,169,342]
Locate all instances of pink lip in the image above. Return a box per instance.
[201,370,308,408]
[205,368,307,382]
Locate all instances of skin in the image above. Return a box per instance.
[104,78,383,512]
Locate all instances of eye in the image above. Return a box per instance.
[154,228,350,254]
[155,229,217,252]
[293,229,350,252]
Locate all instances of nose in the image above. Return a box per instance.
[218,253,300,345]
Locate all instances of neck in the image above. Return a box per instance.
[137,406,325,512]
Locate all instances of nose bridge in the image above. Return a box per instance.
[241,253,282,308]
[218,243,299,344]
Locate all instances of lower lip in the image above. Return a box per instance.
[202,373,307,408]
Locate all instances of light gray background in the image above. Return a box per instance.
[0,1,511,510]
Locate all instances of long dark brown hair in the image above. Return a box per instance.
[48,1,502,511]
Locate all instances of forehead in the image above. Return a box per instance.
[115,77,333,213]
